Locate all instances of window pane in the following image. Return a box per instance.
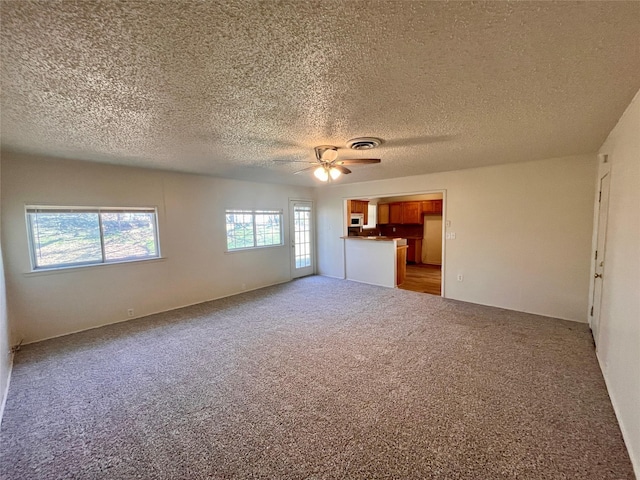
[225,210,283,251]
[226,213,255,250]
[102,212,158,261]
[255,213,282,247]
[29,212,102,267]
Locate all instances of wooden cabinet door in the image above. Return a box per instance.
[403,201,422,224]
[407,241,415,262]
[389,203,403,224]
[422,200,443,215]
[414,239,422,264]
[396,246,408,285]
[378,204,389,224]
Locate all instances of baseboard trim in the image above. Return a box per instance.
[0,351,14,430]
[19,278,294,346]
[318,273,346,280]
[596,351,639,478]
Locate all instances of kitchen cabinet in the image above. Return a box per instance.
[377,203,389,224]
[421,199,443,215]
[396,245,408,285]
[402,201,422,224]
[389,203,403,224]
[407,238,423,264]
[348,200,369,225]
[380,199,442,225]
[350,200,366,214]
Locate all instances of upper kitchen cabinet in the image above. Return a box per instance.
[421,200,443,215]
[389,203,403,224]
[347,199,369,224]
[378,198,443,225]
[377,203,390,224]
[350,200,367,214]
[402,202,422,224]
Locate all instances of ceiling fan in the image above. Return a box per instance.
[276,137,382,182]
[276,138,382,182]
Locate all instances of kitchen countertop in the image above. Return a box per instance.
[341,236,402,241]
[341,236,408,246]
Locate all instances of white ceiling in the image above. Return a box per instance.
[1,1,639,186]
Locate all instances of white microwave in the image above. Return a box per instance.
[350,214,365,227]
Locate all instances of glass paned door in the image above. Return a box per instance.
[290,200,314,278]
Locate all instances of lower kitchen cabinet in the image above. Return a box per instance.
[407,238,423,264]
[396,245,408,285]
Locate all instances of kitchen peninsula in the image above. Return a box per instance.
[341,236,408,288]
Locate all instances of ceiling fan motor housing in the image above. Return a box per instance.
[315,145,339,162]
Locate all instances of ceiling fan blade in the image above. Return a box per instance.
[293,165,317,175]
[332,165,352,174]
[336,158,381,165]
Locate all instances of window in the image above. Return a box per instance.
[225,209,283,251]
[26,206,160,270]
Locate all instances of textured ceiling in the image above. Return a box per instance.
[2,1,639,186]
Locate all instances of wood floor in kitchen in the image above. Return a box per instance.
[398,264,442,296]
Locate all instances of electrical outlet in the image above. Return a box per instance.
[446,220,451,228]
[457,274,464,282]
[127,308,134,317]
[392,227,396,232]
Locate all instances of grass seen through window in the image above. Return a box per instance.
[27,207,159,269]
[226,209,283,251]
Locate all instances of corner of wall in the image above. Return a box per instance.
[0,158,15,427]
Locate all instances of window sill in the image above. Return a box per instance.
[225,244,286,254]
[24,257,167,276]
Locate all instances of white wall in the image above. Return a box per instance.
[595,89,640,476]
[1,152,313,343]
[0,162,13,424]
[317,154,597,322]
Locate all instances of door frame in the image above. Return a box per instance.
[588,154,611,344]
[289,199,315,279]
[343,189,447,297]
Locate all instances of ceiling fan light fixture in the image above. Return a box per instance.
[329,167,341,180]
[314,166,329,181]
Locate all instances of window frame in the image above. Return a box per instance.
[25,205,161,271]
[225,208,285,252]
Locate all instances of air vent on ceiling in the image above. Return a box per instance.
[346,137,382,150]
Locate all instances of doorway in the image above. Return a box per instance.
[347,191,445,296]
[290,200,314,278]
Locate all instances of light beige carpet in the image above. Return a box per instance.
[1,276,634,479]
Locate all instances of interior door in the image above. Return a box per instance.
[590,170,611,346]
[290,200,314,278]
